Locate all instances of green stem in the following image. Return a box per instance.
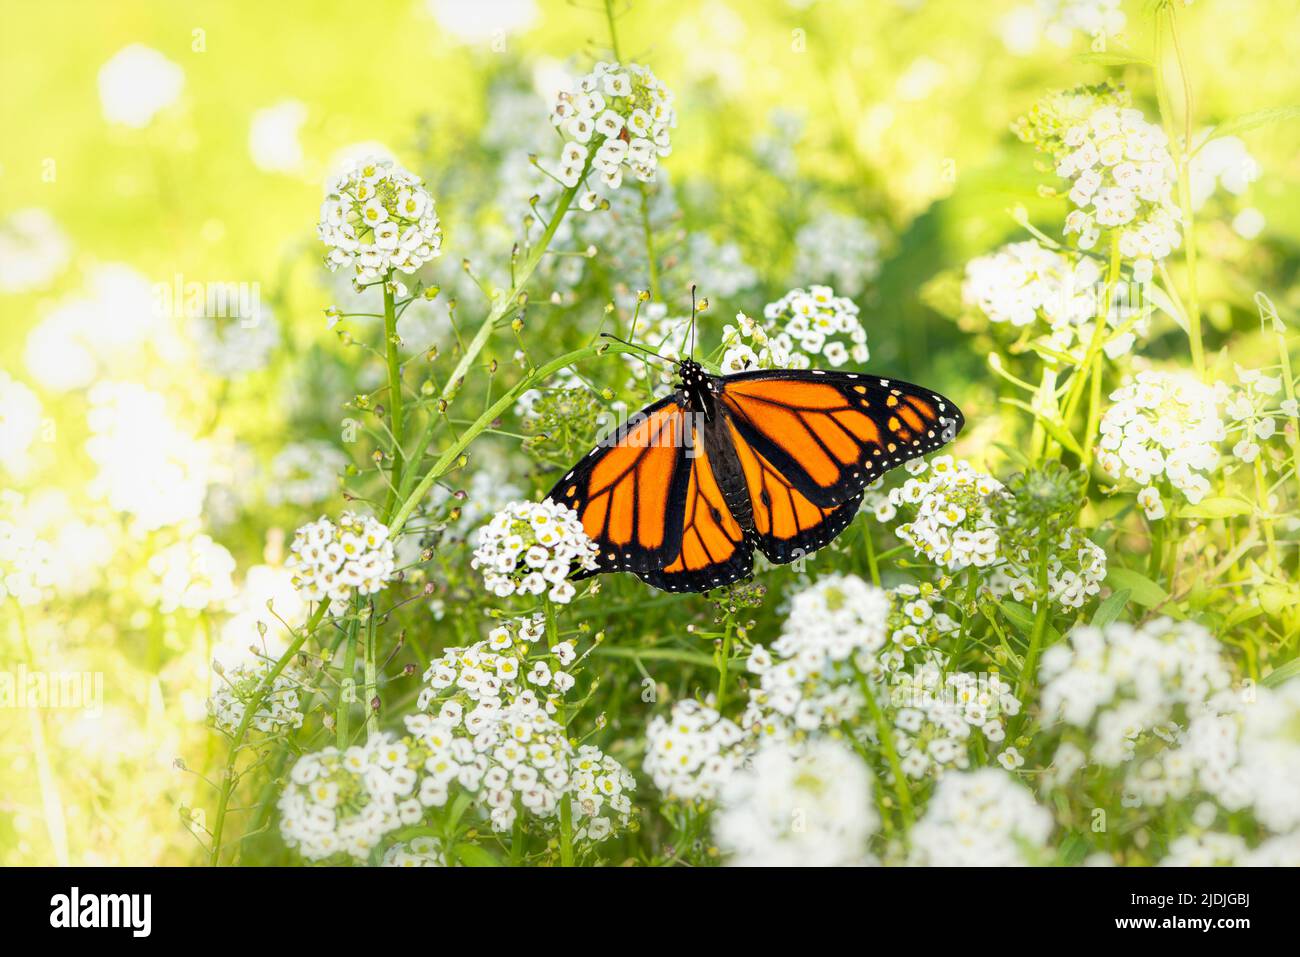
[382,281,405,515]
[716,618,734,710]
[854,663,914,830]
[210,601,326,865]
[1017,547,1052,701]
[1062,232,1122,434]
[335,606,360,748]
[363,601,379,738]
[1155,5,1205,379]
[544,599,575,867]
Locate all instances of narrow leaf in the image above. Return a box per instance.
[1105,567,1168,607]
[1091,589,1130,629]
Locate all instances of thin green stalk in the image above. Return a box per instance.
[363,601,379,738]
[1017,547,1052,700]
[544,599,575,867]
[854,663,914,829]
[1155,6,1205,379]
[335,606,360,748]
[11,604,69,866]
[1062,232,1122,431]
[716,618,734,710]
[210,602,327,865]
[382,281,405,515]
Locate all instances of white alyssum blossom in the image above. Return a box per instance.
[207,661,306,735]
[471,499,598,604]
[889,456,1004,571]
[790,213,882,297]
[909,768,1054,866]
[85,382,213,532]
[278,733,423,862]
[548,61,675,194]
[266,441,347,507]
[743,574,892,737]
[1187,134,1259,210]
[415,615,635,838]
[722,285,868,373]
[993,526,1108,609]
[1157,832,1247,867]
[644,699,748,803]
[887,656,1023,779]
[1223,365,1285,468]
[148,534,238,614]
[961,240,1146,358]
[98,44,184,127]
[1039,618,1234,767]
[1097,370,1226,512]
[0,372,43,477]
[0,493,56,607]
[286,512,397,606]
[318,157,443,283]
[1001,1,1126,55]
[714,738,877,866]
[190,304,280,378]
[0,208,70,293]
[381,836,446,867]
[1057,104,1182,283]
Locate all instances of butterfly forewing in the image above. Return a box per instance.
[546,396,694,576]
[718,369,963,508]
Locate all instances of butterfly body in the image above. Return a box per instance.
[548,359,963,593]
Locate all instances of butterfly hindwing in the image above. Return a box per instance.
[726,418,865,564]
[719,369,964,508]
[546,396,694,577]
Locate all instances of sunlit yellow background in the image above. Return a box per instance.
[1,0,1297,865]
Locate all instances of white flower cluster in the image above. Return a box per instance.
[415,615,634,838]
[687,233,758,298]
[318,157,443,283]
[743,574,892,737]
[1224,365,1287,467]
[1184,681,1300,834]
[887,582,960,654]
[1188,134,1259,210]
[908,768,1053,866]
[1058,105,1182,283]
[1002,1,1126,54]
[888,657,1023,779]
[148,534,237,614]
[381,836,445,867]
[549,61,675,195]
[791,213,882,297]
[207,661,306,735]
[961,240,1146,358]
[644,699,748,803]
[286,511,397,607]
[994,526,1108,609]
[569,745,638,843]
[0,372,43,477]
[714,738,877,867]
[1098,370,1226,518]
[471,500,598,603]
[0,493,55,606]
[98,44,184,128]
[278,733,423,862]
[190,306,280,378]
[266,441,347,507]
[0,208,69,294]
[721,285,868,374]
[888,456,1004,571]
[1040,618,1234,767]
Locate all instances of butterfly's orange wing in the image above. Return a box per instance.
[547,397,694,577]
[719,369,962,508]
[636,423,754,592]
[725,419,863,565]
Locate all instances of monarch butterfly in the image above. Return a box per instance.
[545,316,964,593]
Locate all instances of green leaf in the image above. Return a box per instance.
[1076,51,1151,67]
[1091,589,1130,629]
[995,600,1060,644]
[1105,567,1169,608]
[1144,282,1187,334]
[1178,496,1254,520]
[999,398,1083,456]
[1204,106,1300,143]
[453,843,502,867]
[1262,658,1300,688]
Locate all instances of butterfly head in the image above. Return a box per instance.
[677,358,716,418]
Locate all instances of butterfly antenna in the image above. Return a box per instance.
[679,284,698,360]
[599,332,677,368]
